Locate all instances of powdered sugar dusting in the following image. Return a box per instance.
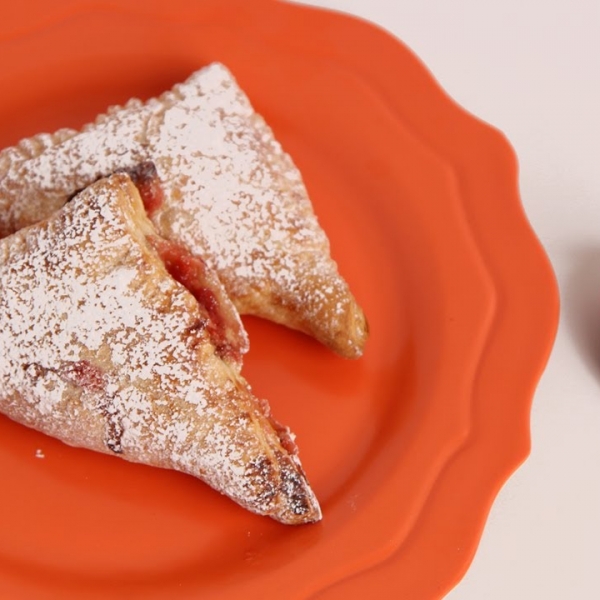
[1,177,205,453]
[0,63,366,357]
[0,174,320,523]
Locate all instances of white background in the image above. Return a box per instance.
[299,1,600,598]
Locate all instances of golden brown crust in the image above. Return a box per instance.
[0,174,321,524]
[0,63,367,358]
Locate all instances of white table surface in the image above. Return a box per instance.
[300,1,600,598]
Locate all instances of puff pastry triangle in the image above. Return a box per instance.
[0,63,368,358]
[0,173,321,524]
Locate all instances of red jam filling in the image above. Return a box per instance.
[126,162,238,362]
[256,399,298,456]
[149,236,237,362]
[122,161,165,217]
[60,360,105,392]
[271,418,298,456]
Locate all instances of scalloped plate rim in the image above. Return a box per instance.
[0,2,560,599]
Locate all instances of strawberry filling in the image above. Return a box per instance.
[149,236,235,358]
[123,161,165,217]
[59,360,105,391]
[124,162,239,362]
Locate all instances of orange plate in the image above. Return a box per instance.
[0,1,559,598]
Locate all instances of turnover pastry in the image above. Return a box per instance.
[0,62,368,358]
[0,172,321,525]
